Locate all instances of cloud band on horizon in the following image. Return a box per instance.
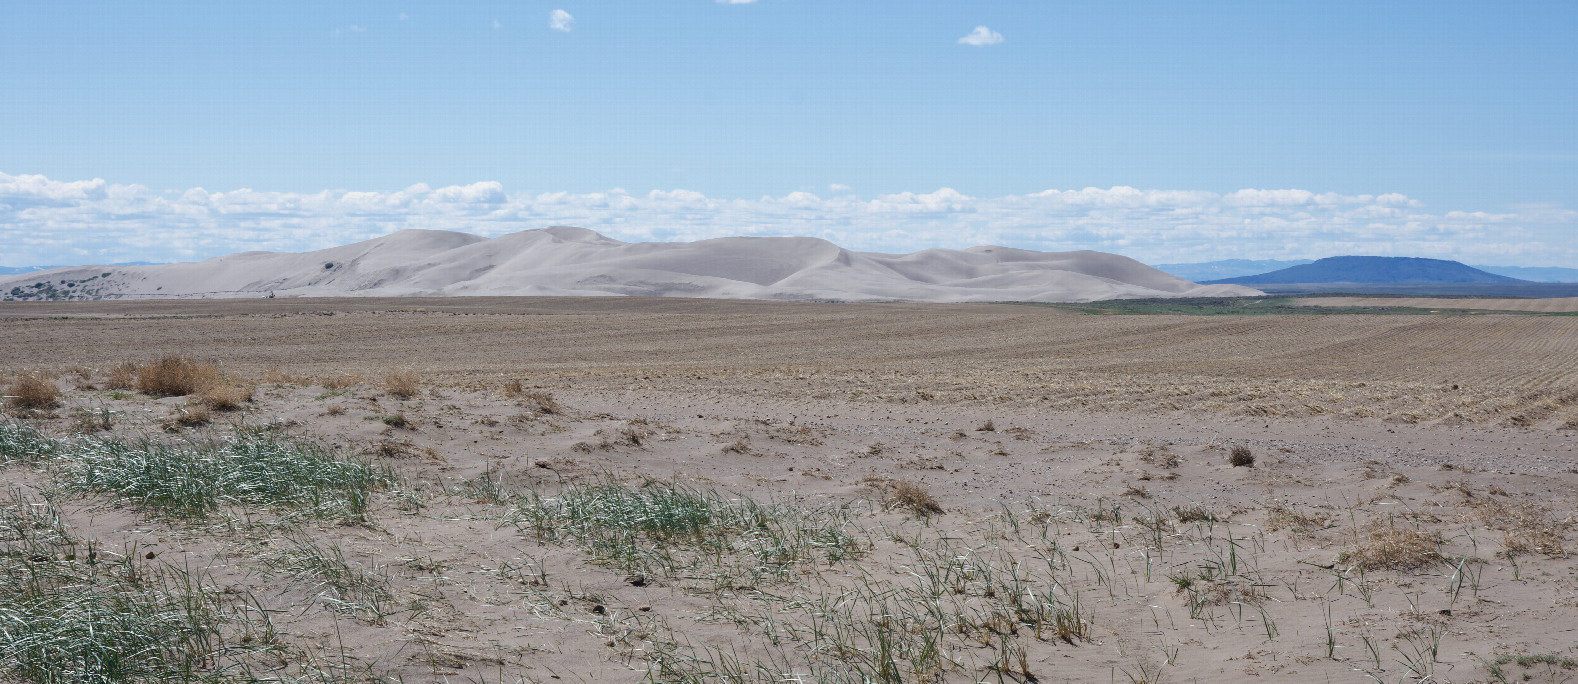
[0,171,1572,268]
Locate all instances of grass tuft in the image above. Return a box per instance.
[383,370,420,399]
[1229,445,1255,467]
[196,383,252,411]
[886,479,945,516]
[5,375,61,410]
[135,356,221,397]
[1341,519,1444,570]
[0,490,269,682]
[0,421,59,465]
[61,431,392,520]
[103,362,138,391]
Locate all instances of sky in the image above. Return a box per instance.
[2,1,1576,267]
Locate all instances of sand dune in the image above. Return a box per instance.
[1,227,1260,302]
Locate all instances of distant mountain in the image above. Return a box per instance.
[1152,259,1313,282]
[1204,256,1528,285]
[0,265,62,275]
[0,227,1262,303]
[1472,265,1578,283]
[1,262,163,276]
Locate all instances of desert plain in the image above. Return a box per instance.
[2,297,1577,683]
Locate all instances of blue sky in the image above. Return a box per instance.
[2,1,1575,267]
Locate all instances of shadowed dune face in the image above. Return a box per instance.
[0,227,1263,303]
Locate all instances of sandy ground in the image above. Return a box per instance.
[1299,296,1578,313]
[2,298,1577,683]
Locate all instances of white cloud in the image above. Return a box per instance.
[347,25,366,33]
[0,170,1572,268]
[549,9,573,32]
[398,12,408,21]
[492,19,502,29]
[958,26,1003,46]
[829,184,852,193]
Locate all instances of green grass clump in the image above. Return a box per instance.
[0,490,267,683]
[505,481,861,579]
[0,421,59,465]
[62,431,392,520]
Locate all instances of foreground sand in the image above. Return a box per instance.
[2,298,1577,683]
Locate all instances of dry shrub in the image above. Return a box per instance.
[1229,445,1255,467]
[384,370,420,399]
[1341,520,1444,570]
[136,355,220,397]
[721,440,751,455]
[261,366,308,385]
[1462,496,1567,558]
[163,405,212,430]
[1172,505,1216,523]
[197,383,253,411]
[324,405,346,416]
[503,378,527,397]
[516,390,561,416]
[104,362,137,390]
[69,367,98,390]
[1266,501,1333,536]
[320,373,361,390]
[1139,444,1181,468]
[887,479,944,516]
[6,374,61,410]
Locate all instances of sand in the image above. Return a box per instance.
[2,298,1576,683]
[0,227,1262,303]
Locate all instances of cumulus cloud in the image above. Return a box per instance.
[958,26,1003,46]
[549,9,573,32]
[829,184,852,193]
[0,171,1572,268]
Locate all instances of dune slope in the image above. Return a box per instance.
[1,227,1261,302]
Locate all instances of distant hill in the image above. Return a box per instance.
[0,265,62,275]
[1,262,163,276]
[1472,265,1578,283]
[1152,259,1313,282]
[1204,256,1528,285]
[0,227,1261,303]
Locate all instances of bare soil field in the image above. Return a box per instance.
[2,298,1577,683]
[1300,296,1578,314]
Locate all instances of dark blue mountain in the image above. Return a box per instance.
[1204,256,1528,285]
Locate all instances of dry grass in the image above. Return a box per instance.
[885,479,944,516]
[1461,496,1568,558]
[136,355,221,397]
[163,404,211,429]
[1342,519,1444,570]
[1229,445,1255,467]
[320,373,361,390]
[5,374,60,410]
[384,369,420,399]
[1265,501,1333,536]
[515,390,562,415]
[104,361,138,390]
[197,383,253,411]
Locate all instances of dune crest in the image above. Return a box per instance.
[1,227,1261,302]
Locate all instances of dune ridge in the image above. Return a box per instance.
[1,227,1260,302]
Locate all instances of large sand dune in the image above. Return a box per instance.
[2,227,1260,302]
